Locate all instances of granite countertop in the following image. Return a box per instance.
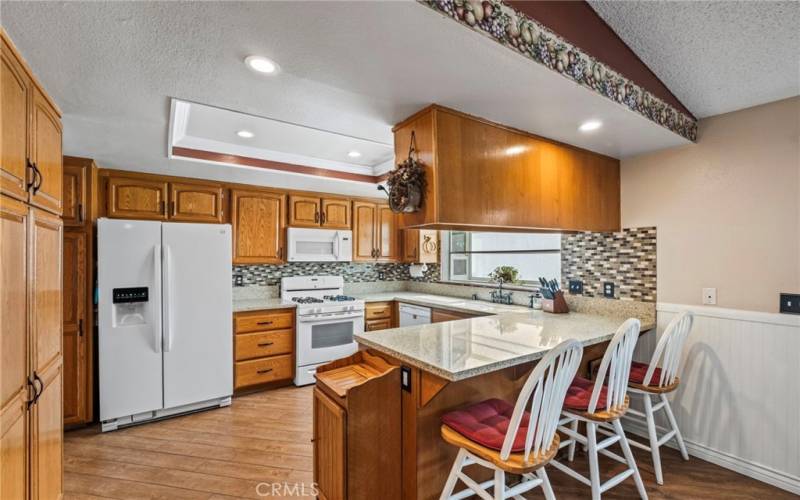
[355,292,531,315]
[233,298,296,312]
[356,310,654,381]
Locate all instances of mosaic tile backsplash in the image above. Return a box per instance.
[233,262,440,287]
[561,227,657,302]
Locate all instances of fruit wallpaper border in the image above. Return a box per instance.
[419,0,698,142]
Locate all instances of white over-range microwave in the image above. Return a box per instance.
[286,228,353,262]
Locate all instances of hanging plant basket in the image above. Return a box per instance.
[386,131,427,213]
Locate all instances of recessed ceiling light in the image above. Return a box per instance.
[244,55,278,74]
[237,130,254,138]
[579,120,602,132]
[347,151,362,158]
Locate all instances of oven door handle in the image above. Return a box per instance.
[298,312,363,323]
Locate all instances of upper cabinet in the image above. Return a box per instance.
[403,229,439,264]
[169,182,224,223]
[353,201,399,262]
[288,194,351,229]
[104,174,224,223]
[231,189,286,264]
[393,105,621,232]
[62,161,87,227]
[106,176,169,220]
[0,32,62,215]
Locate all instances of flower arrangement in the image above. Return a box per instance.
[386,131,427,213]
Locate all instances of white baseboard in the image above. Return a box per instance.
[623,420,800,495]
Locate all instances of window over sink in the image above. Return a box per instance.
[441,231,561,286]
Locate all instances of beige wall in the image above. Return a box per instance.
[621,97,799,313]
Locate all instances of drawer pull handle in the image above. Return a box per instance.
[257,368,274,374]
[257,321,273,325]
[257,342,274,347]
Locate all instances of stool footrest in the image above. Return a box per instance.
[600,468,635,493]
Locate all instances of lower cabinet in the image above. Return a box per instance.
[431,308,482,323]
[364,301,395,332]
[30,363,63,500]
[233,309,295,391]
[314,351,401,500]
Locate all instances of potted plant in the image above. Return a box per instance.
[489,266,520,292]
[386,131,427,213]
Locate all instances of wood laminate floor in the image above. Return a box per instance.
[64,386,795,500]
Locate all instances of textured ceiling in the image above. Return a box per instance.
[2,1,691,195]
[589,0,800,118]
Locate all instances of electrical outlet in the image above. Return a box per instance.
[568,280,583,295]
[603,282,615,298]
[780,293,800,314]
[702,288,717,305]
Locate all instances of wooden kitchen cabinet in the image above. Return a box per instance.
[403,229,439,264]
[231,189,286,264]
[29,87,62,215]
[0,195,29,500]
[365,301,395,332]
[289,194,351,229]
[314,351,401,500]
[169,181,224,222]
[1,36,30,202]
[233,309,295,391]
[393,105,620,232]
[62,162,86,226]
[62,230,87,426]
[106,176,169,220]
[30,362,63,500]
[1,31,62,216]
[431,308,482,323]
[353,201,399,262]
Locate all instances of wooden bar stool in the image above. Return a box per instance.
[550,318,648,500]
[439,339,584,500]
[621,311,694,485]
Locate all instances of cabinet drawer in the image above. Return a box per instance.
[235,310,294,333]
[235,355,293,389]
[236,330,293,361]
[365,302,392,320]
[365,319,392,332]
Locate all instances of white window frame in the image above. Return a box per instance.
[441,231,561,286]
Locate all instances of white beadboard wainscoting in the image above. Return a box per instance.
[627,303,800,494]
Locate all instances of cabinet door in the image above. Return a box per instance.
[0,38,30,201]
[314,388,346,500]
[62,230,87,426]
[418,230,439,264]
[403,229,419,263]
[321,197,350,229]
[288,195,321,227]
[231,189,286,264]
[0,195,28,500]
[169,181,224,222]
[29,87,63,215]
[106,176,169,220]
[376,204,399,262]
[30,208,63,376]
[62,163,86,227]
[30,363,63,500]
[365,318,392,332]
[352,202,377,262]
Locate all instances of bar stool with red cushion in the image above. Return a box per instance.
[550,318,648,500]
[622,312,694,485]
[438,339,583,500]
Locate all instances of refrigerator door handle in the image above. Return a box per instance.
[153,245,162,354]
[162,244,173,352]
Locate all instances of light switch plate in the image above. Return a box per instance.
[702,288,717,305]
[568,280,584,295]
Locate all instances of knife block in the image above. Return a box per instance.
[542,291,569,314]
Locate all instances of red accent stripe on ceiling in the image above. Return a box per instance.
[172,146,389,184]
[506,0,694,119]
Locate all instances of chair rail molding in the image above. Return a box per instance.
[626,302,800,495]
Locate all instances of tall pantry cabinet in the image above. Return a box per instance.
[1,29,64,499]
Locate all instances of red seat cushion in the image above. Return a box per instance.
[629,361,663,386]
[564,376,608,411]
[441,398,529,452]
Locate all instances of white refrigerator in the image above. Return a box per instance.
[98,218,233,431]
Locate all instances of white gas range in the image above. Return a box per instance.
[280,276,363,386]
